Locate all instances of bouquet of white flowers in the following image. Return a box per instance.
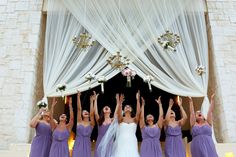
[143,75,154,92]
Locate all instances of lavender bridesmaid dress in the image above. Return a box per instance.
[49,129,70,157]
[72,124,93,157]
[29,122,52,157]
[140,126,162,157]
[164,125,186,157]
[191,125,218,157]
[94,124,110,157]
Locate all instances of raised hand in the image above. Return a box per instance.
[169,98,174,107]
[136,90,140,100]
[141,97,145,106]
[188,96,193,102]
[178,97,182,107]
[77,91,81,97]
[211,93,215,100]
[69,97,72,106]
[93,91,99,100]
[155,96,161,105]
[120,94,125,105]
[52,97,57,108]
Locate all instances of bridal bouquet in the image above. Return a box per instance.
[143,75,154,92]
[121,68,136,87]
[97,76,106,93]
[56,83,67,98]
[85,72,96,89]
[36,98,48,109]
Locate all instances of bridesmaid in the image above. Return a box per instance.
[49,97,74,157]
[29,107,52,157]
[189,94,218,157]
[72,91,95,157]
[164,97,187,157]
[139,96,163,157]
[94,92,119,157]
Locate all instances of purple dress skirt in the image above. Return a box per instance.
[164,125,186,157]
[29,122,52,157]
[49,129,70,157]
[94,124,110,157]
[140,126,162,157]
[191,125,218,157]
[72,125,93,157]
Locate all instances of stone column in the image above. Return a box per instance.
[206,0,236,143]
[0,0,44,149]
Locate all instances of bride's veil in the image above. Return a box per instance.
[97,117,120,157]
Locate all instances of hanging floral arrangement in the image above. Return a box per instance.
[121,68,136,87]
[56,83,67,98]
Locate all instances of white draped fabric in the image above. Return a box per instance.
[43,0,216,141]
[44,0,119,97]
[62,0,208,97]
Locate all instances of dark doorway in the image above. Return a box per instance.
[65,72,191,142]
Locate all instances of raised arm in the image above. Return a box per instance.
[134,91,141,123]
[139,97,145,129]
[207,94,215,126]
[155,96,164,128]
[50,97,58,130]
[90,94,95,127]
[114,93,120,118]
[118,94,124,123]
[165,98,174,124]
[30,108,44,128]
[188,97,196,127]
[77,91,82,123]
[93,91,100,123]
[178,97,187,126]
[67,97,74,131]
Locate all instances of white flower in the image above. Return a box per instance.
[37,99,48,109]
[97,76,106,83]
[85,73,96,80]
[144,75,154,83]
[56,83,66,92]
[195,65,205,75]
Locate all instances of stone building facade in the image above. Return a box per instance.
[0,0,236,150]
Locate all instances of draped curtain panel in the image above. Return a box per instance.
[62,0,208,97]
[44,0,119,97]
[44,0,216,141]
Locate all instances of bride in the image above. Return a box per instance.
[98,91,141,157]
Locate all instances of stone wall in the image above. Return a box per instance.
[206,0,236,143]
[0,0,44,149]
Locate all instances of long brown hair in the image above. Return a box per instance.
[98,110,105,126]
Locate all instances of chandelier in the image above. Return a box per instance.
[72,30,95,49]
[107,52,130,70]
[157,30,181,52]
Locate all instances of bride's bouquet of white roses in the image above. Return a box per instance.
[97,76,106,93]
[56,83,66,98]
[143,75,154,92]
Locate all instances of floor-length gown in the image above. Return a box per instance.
[72,124,93,157]
[29,122,52,157]
[191,125,218,157]
[49,129,70,157]
[113,122,139,157]
[140,126,162,157]
[94,124,110,157]
[164,125,186,157]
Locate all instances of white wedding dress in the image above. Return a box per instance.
[112,122,140,157]
[97,119,140,157]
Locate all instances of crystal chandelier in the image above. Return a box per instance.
[107,52,130,70]
[157,30,181,52]
[72,30,95,49]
